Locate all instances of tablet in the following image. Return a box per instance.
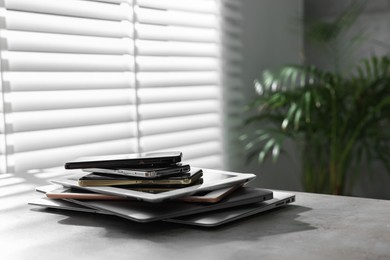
[36,184,242,203]
[51,168,256,203]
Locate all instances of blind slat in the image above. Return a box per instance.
[9,122,137,153]
[4,0,133,21]
[137,72,218,88]
[136,24,217,43]
[1,30,133,54]
[91,0,133,4]
[3,72,133,91]
[139,100,220,120]
[140,113,220,136]
[138,57,218,72]
[141,127,221,151]
[8,105,137,132]
[137,8,217,28]
[137,40,218,57]
[2,52,133,72]
[138,86,219,103]
[4,11,133,38]
[137,0,217,14]
[5,89,135,112]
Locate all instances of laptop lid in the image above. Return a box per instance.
[166,191,295,227]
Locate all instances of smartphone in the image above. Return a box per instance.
[82,163,190,179]
[64,151,182,170]
[78,169,203,187]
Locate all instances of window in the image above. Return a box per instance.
[0,0,242,174]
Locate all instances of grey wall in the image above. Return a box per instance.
[305,0,390,70]
[304,0,390,199]
[237,0,304,192]
[236,0,390,199]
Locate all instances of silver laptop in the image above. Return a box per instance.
[166,191,295,227]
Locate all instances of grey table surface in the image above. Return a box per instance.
[1,173,390,260]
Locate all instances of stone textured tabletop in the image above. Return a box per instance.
[1,174,390,260]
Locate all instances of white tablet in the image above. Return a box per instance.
[51,168,256,203]
[35,184,242,203]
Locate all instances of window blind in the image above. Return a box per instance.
[219,0,244,170]
[0,0,243,174]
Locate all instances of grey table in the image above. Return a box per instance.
[1,173,390,260]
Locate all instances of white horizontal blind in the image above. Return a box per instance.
[219,0,244,170]
[135,0,223,168]
[0,0,232,173]
[0,0,138,173]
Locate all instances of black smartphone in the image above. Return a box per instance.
[81,163,190,179]
[64,151,182,170]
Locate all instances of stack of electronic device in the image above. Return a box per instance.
[29,151,296,227]
[64,151,203,193]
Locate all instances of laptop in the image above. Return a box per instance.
[166,191,295,227]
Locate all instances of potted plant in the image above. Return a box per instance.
[241,1,390,195]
